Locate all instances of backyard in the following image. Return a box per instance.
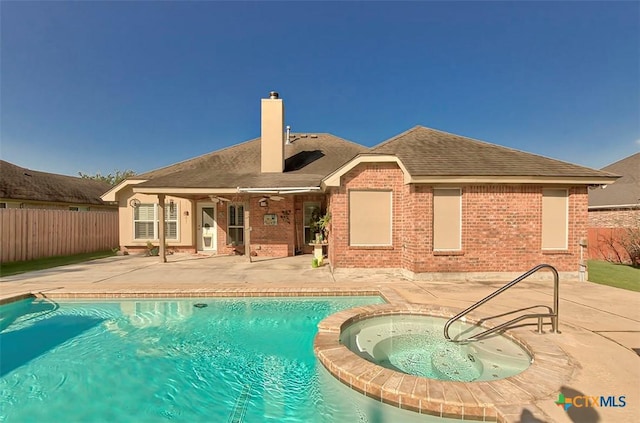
[588,259,640,292]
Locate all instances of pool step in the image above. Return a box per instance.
[227,384,252,423]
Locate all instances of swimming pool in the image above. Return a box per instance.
[0,297,461,422]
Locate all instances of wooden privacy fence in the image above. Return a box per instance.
[0,209,118,263]
[587,227,632,264]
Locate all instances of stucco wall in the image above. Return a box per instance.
[117,187,194,251]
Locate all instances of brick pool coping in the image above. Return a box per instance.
[314,303,574,422]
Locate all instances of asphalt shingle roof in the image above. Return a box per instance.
[0,160,113,206]
[371,126,617,178]
[133,126,616,191]
[138,133,368,189]
[588,152,640,207]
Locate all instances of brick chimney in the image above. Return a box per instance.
[261,91,285,173]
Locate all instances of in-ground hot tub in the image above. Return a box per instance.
[315,305,573,420]
[340,314,532,382]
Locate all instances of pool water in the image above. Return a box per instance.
[0,297,460,423]
[340,314,532,382]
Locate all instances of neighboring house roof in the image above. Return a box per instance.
[588,152,640,208]
[0,160,113,206]
[136,134,368,189]
[371,126,618,178]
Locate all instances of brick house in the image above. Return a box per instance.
[588,153,640,264]
[103,92,617,280]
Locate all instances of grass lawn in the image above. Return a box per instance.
[0,250,116,277]
[587,259,640,292]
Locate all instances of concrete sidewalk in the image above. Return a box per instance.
[1,253,638,422]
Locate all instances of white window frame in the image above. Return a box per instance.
[133,203,179,241]
[165,201,179,241]
[227,203,245,246]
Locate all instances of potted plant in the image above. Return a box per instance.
[316,212,331,243]
[146,241,159,256]
[310,208,322,243]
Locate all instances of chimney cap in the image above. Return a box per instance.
[269,91,279,99]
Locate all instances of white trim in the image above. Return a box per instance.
[409,176,619,185]
[101,179,147,202]
[197,202,217,252]
[133,203,156,241]
[132,202,179,241]
[323,155,410,187]
[133,187,238,195]
[237,187,321,194]
[227,203,245,246]
[588,204,640,210]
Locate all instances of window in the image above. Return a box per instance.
[228,203,244,245]
[349,190,392,246]
[0,203,6,209]
[433,188,461,251]
[542,189,568,250]
[303,202,321,244]
[133,203,179,240]
[134,204,156,239]
[165,202,178,239]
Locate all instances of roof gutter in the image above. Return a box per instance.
[237,187,322,195]
[588,204,640,210]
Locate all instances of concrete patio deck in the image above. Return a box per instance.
[1,253,638,422]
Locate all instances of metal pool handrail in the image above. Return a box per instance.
[443,264,559,342]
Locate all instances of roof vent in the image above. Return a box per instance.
[310,134,318,138]
[269,91,279,99]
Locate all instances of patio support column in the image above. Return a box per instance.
[158,194,167,263]
[244,207,251,263]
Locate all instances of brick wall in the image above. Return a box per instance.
[327,163,405,268]
[248,196,295,257]
[211,194,326,257]
[328,162,589,274]
[588,208,640,228]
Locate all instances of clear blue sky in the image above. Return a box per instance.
[1,1,638,177]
